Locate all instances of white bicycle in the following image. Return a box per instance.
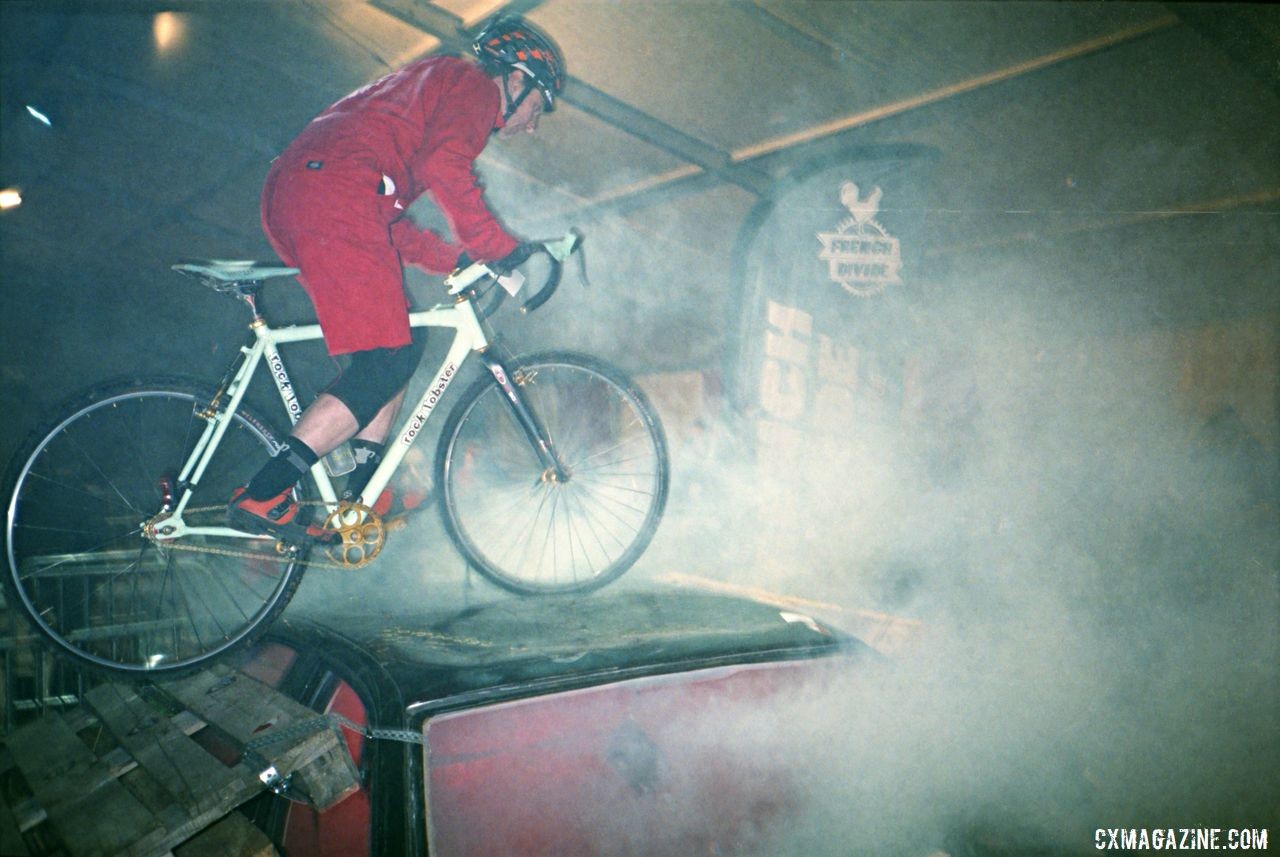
[2,231,669,675]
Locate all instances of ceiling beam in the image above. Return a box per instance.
[367,5,1186,223]
[728,0,850,63]
[371,0,470,48]
[369,0,771,197]
[372,0,550,50]
[731,13,1180,163]
[566,13,1182,218]
[561,80,772,197]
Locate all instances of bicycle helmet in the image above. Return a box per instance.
[472,15,566,119]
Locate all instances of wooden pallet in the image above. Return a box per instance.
[0,663,359,857]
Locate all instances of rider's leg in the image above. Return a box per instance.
[355,390,406,443]
[227,396,346,535]
[342,390,405,506]
[233,341,420,521]
[288,335,419,457]
[291,393,360,456]
[229,397,383,536]
[240,164,421,533]
[236,393,356,505]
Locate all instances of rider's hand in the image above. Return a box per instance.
[490,242,537,275]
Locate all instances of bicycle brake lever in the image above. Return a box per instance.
[543,229,588,287]
[543,229,579,262]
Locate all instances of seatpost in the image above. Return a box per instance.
[237,282,266,324]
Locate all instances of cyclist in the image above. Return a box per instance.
[229,15,565,539]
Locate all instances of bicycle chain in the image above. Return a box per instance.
[144,501,385,570]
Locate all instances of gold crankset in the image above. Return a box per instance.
[144,501,386,569]
[315,501,386,569]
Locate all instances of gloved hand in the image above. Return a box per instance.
[490,242,538,275]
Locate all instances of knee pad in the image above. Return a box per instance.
[326,339,425,428]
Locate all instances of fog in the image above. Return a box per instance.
[347,193,1280,853]
[633,252,1278,851]
[329,169,1280,851]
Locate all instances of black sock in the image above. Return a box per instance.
[246,438,319,500]
[342,440,385,500]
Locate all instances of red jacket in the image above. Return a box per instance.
[273,55,518,272]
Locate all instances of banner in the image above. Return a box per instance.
[725,146,940,473]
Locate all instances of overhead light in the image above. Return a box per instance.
[153,12,186,54]
[0,189,22,210]
[25,105,52,127]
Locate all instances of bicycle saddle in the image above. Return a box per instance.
[172,259,300,282]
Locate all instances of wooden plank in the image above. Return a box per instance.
[258,726,359,810]
[158,665,358,811]
[103,745,140,778]
[173,813,278,857]
[3,699,273,857]
[121,799,254,857]
[5,716,159,856]
[81,684,284,857]
[170,709,206,736]
[0,745,46,835]
[84,684,251,815]
[1,662,359,856]
[112,769,268,857]
[158,665,311,746]
[6,715,104,798]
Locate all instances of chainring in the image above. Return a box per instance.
[317,501,386,569]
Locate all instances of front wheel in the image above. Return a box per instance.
[2,377,307,675]
[436,353,669,594]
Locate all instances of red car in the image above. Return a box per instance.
[231,584,869,856]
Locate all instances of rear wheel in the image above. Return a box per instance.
[2,377,306,676]
[437,353,669,594]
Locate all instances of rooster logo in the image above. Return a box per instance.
[840,182,883,227]
[817,181,901,297]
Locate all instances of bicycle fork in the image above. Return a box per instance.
[479,352,571,483]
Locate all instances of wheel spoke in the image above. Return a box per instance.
[442,357,667,594]
[4,384,304,674]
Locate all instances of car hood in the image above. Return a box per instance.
[273,585,868,715]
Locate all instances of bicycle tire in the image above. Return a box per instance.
[2,377,307,676]
[436,352,669,594]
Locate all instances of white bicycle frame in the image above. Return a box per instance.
[149,230,579,545]
[148,299,484,543]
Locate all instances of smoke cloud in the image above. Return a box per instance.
[354,157,1280,851]
[637,253,1278,851]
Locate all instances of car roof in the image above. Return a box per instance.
[268,584,867,716]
